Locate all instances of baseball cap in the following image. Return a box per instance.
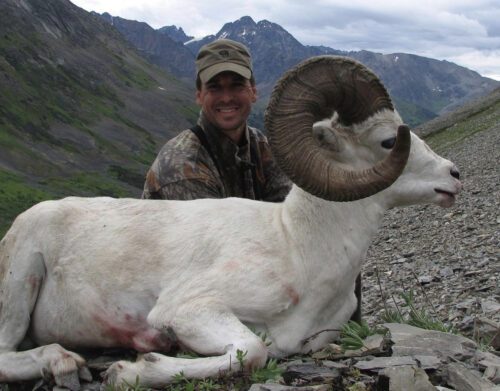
[196,39,253,83]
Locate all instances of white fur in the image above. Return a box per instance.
[0,110,461,388]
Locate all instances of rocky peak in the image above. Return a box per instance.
[97,12,195,79]
[216,15,259,44]
[157,25,193,43]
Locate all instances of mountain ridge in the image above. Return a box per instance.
[104,13,498,127]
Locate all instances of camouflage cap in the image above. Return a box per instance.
[196,39,253,83]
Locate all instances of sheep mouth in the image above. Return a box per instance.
[434,188,456,199]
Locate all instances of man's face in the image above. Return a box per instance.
[196,72,257,137]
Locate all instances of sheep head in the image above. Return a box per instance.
[265,56,411,201]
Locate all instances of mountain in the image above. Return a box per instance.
[158,25,194,43]
[348,50,498,126]
[0,0,198,236]
[186,16,338,87]
[186,16,499,127]
[97,12,195,81]
[103,14,499,127]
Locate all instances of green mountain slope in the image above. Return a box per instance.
[0,0,198,236]
[417,87,500,152]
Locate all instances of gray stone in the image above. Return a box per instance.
[384,323,477,361]
[363,334,386,354]
[418,275,434,284]
[378,366,436,391]
[474,318,500,350]
[440,266,455,277]
[484,365,500,384]
[414,355,444,370]
[80,382,102,391]
[446,362,497,391]
[355,356,417,371]
[283,363,341,384]
[322,360,349,370]
[248,385,332,391]
[481,300,500,314]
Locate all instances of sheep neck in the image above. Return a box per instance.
[280,185,387,282]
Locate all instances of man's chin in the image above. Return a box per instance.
[216,121,245,133]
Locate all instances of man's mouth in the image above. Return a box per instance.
[217,107,238,113]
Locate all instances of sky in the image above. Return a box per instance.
[71,0,500,81]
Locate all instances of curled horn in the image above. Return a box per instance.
[265,56,411,201]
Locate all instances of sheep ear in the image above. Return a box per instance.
[312,124,343,153]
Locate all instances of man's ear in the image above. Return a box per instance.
[251,86,257,103]
[195,90,202,105]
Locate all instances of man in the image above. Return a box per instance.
[142,39,362,323]
[142,39,291,201]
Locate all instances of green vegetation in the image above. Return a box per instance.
[250,359,283,384]
[393,97,437,128]
[0,169,52,238]
[0,169,137,238]
[170,372,222,391]
[179,103,201,125]
[235,349,248,370]
[340,320,380,351]
[39,172,134,198]
[424,99,500,152]
[380,290,454,333]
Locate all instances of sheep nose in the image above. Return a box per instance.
[450,166,460,180]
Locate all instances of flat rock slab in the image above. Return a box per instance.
[378,365,436,391]
[282,363,341,385]
[248,384,332,391]
[446,362,498,391]
[384,323,477,361]
[355,356,417,371]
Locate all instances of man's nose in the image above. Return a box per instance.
[219,87,234,100]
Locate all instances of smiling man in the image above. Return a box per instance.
[142,39,291,201]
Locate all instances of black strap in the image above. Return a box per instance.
[190,125,222,178]
[249,142,263,200]
[190,125,262,200]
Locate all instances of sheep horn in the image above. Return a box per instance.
[265,56,411,201]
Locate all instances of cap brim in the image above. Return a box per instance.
[199,63,252,83]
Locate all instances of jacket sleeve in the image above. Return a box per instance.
[142,163,223,200]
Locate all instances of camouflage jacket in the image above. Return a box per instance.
[142,113,292,202]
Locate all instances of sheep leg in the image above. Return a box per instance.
[104,298,268,388]
[0,237,90,388]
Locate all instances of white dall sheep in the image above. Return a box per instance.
[0,56,461,389]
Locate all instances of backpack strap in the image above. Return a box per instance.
[190,125,223,178]
[249,143,263,200]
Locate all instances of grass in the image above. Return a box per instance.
[423,99,500,152]
[380,290,454,333]
[39,172,135,198]
[0,169,137,238]
[340,320,380,351]
[0,169,52,238]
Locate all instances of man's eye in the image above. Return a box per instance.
[233,84,247,91]
[207,85,220,93]
[381,137,396,149]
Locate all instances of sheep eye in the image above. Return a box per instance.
[381,137,396,149]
